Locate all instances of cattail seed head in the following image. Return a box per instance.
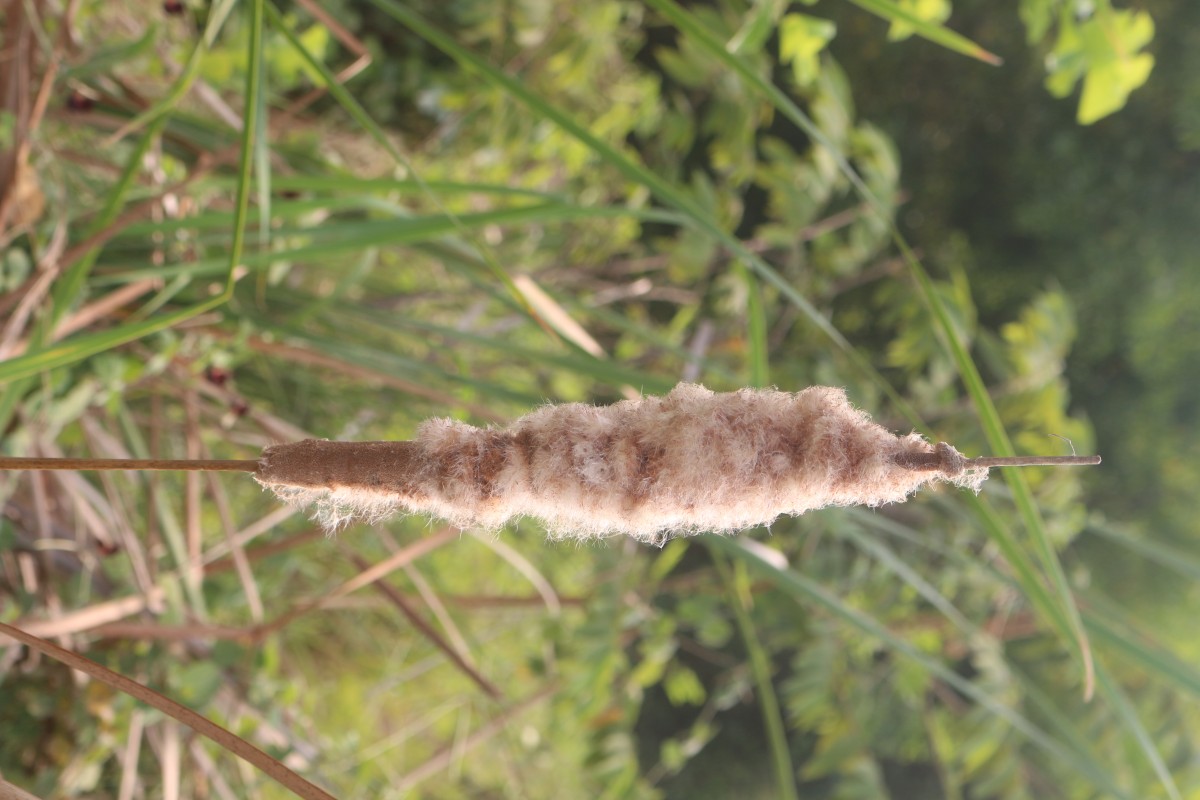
[256,384,988,544]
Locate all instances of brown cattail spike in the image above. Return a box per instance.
[2,384,1102,544]
[255,385,997,543]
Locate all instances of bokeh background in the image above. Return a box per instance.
[1,0,1196,797]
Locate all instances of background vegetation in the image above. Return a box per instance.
[1,0,1196,797]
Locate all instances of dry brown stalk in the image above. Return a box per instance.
[0,384,1100,544]
[0,620,336,800]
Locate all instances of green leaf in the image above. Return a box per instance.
[1044,6,1156,124]
[779,13,837,86]
[885,0,951,43]
[1019,0,1056,44]
[663,665,707,707]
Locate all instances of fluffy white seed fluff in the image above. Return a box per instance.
[256,383,987,544]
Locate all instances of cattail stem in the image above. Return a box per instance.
[970,455,1101,468]
[0,384,1104,543]
[0,453,1103,475]
[893,451,1101,471]
[0,457,260,472]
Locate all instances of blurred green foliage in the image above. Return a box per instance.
[2,0,1196,798]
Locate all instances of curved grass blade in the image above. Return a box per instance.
[1083,594,1200,700]
[0,621,335,800]
[0,116,168,433]
[838,520,1157,798]
[1085,521,1200,583]
[370,0,920,424]
[738,261,770,388]
[706,535,1132,798]
[102,0,240,145]
[711,552,799,800]
[645,0,1095,715]
[0,302,229,386]
[1093,667,1181,800]
[94,203,684,286]
[569,301,740,385]
[347,306,669,387]
[0,1,260,385]
[837,523,974,634]
[240,174,569,200]
[861,507,1200,757]
[262,0,544,332]
[227,0,264,301]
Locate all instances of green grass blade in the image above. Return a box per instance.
[1085,522,1200,583]
[104,0,239,143]
[0,302,224,384]
[253,25,271,252]
[1083,595,1200,700]
[0,3,259,386]
[711,552,799,800]
[738,262,769,388]
[97,204,684,285]
[263,0,541,329]
[837,523,974,635]
[62,25,158,81]
[906,253,1095,692]
[567,301,740,385]
[114,401,207,618]
[227,0,264,300]
[841,0,1003,64]
[51,119,165,326]
[274,312,680,398]
[645,0,1095,715]
[705,535,1131,798]
[374,0,930,421]
[204,174,569,199]
[1093,668,1181,800]
[835,522,1161,796]
[0,117,168,434]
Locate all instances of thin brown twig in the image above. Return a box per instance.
[247,528,459,642]
[0,776,42,800]
[894,452,1102,470]
[347,551,503,700]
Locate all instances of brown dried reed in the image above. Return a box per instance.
[255,384,991,544]
[0,383,1101,545]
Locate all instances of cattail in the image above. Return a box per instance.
[253,384,1089,544]
[0,384,1100,546]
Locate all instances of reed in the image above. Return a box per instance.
[0,384,1098,545]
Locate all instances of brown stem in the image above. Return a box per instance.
[894,450,1100,471]
[1,449,1102,476]
[0,457,260,472]
[968,455,1101,468]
